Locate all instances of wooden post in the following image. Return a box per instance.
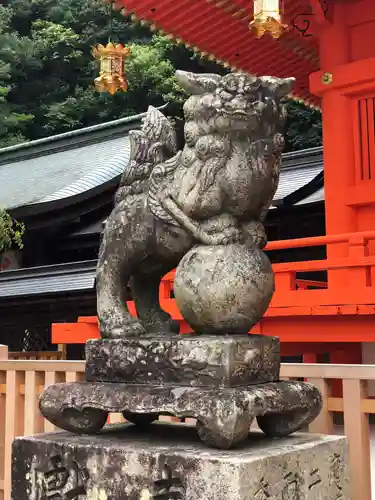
[342,378,372,500]
[307,377,334,435]
[4,370,24,500]
[43,372,57,433]
[0,347,8,361]
[57,344,67,360]
[24,371,44,436]
[0,346,8,500]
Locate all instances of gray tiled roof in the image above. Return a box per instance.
[274,146,323,207]
[296,186,324,205]
[274,151,322,201]
[0,137,129,209]
[0,260,96,298]
[69,146,324,237]
[0,112,323,212]
[0,113,144,210]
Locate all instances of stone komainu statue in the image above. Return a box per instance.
[96,70,294,338]
[38,73,323,451]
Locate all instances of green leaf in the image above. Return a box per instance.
[0,209,25,253]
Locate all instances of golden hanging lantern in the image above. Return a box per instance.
[92,42,131,95]
[249,0,286,39]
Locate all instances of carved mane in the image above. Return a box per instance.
[115,107,177,205]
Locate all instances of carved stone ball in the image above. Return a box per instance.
[174,244,274,335]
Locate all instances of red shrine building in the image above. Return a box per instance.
[53,0,375,369]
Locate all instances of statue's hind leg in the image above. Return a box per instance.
[130,269,179,334]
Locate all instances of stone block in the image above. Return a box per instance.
[85,334,280,387]
[12,424,349,500]
[39,379,322,448]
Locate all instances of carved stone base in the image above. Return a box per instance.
[39,379,322,449]
[40,334,322,449]
[85,335,280,387]
[12,426,349,500]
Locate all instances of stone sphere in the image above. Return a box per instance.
[174,244,274,334]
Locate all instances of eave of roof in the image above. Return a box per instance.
[118,0,320,107]
[266,146,324,207]
[67,145,324,237]
[0,112,145,214]
[0,260,96,298]
[0,113,146,165]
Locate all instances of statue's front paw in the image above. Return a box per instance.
[100,313,147,338]
[142,318,180,335]
[242,221,267,249]
[210,226,244,246]
[252,233,267,249]
[111,322,147,338]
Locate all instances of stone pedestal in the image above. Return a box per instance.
[85,335,280,386]
[12,424,349,500]
[39,335,322,449]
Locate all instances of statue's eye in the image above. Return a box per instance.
[220,90,232,100]
[244,83,261,93]
[223,79,237,92]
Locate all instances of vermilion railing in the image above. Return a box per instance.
[160,230,375,315]
[52,230,375,347]
[268,230,375,307]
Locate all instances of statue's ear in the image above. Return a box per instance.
[275,77,295,98]
[175,70,221,95]
[259,76,295,98]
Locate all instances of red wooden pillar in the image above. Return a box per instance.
[331,343,362,396]
[303,353,318,363]
[310,0,375,288]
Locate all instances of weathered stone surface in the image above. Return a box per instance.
[35,70,324,453]
[85,335,280,386]
[174,244,274,334]
[96,71,294,338]
[12,425,349,500]
[39,379,322,449]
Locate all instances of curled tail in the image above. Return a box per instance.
[115,106,178,205]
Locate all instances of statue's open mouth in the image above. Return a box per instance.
[224,110,248,119]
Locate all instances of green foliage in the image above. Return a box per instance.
[0,6,34,147]
[285,100,322,152]
[0,0,322,150]
[0,209,25,253]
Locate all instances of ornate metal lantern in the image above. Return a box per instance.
[92,42,131,95]
[250,0,286,39]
